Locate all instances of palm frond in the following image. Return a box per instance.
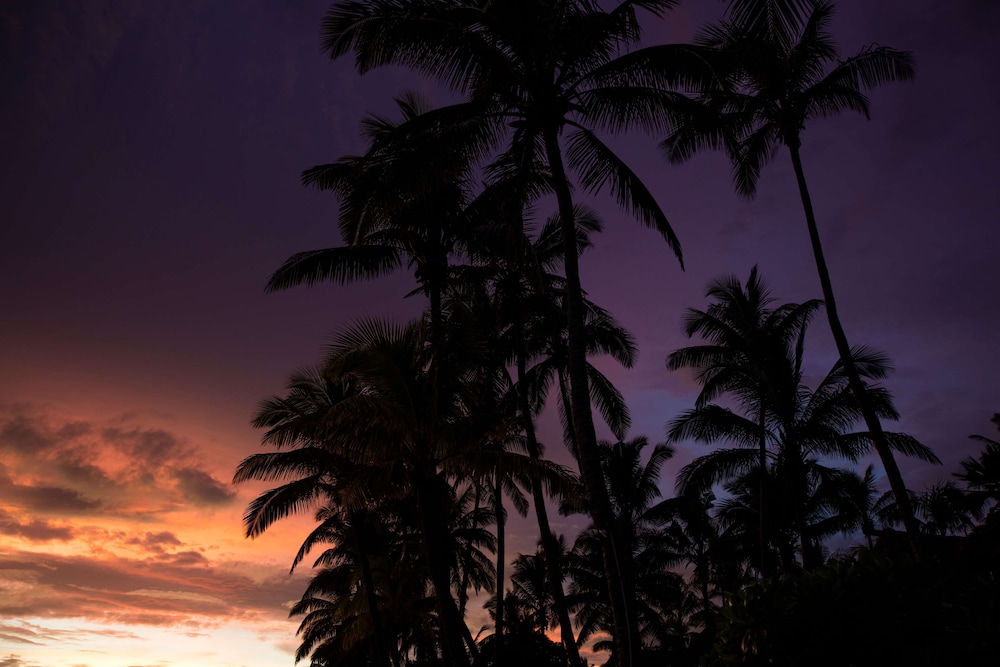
[266,245,402,292]
[565,127,683,267]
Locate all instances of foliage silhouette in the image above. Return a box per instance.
[661,0,923,553]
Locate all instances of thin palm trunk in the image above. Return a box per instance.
[514,321,584,667]
[557,368,577,460]
[787,142,921,560]
[494,472,505,666]
[757,404,767,578]
[544,127,639,667]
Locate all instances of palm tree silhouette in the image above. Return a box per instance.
[457,235,586,664]
[958,414,1000,522]
[234,367,399,667]
[267,93,493,351]
[911,481,985,536]
[661,0,922,553]
[670,312,937,571]
[667,267,820,573]
[318,3,710,659]
[566,437,687,663]
[288,502,433,667]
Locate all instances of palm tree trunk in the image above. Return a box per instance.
[415,467,475,667]
[798,519,813,571]
[494,472,505,666]
[758,404,767,578]
[514,313,585,667]
[557,368,578,459]
[544,127,640,667]
[787,142,922,560]
[350,510,397,667]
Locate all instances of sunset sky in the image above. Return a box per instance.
[2,1,999,665]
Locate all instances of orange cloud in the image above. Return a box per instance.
[0,403,235,524]
[0,547,307,629]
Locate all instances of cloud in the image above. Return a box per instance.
[0,403,235,518]
[0,413,59,453]
[101,426,194,467]
[0,472,102,515]
[0,655,38,667]
[0,509,74,541]
[0,549,308,629]
[124,531,183,553]
[172,468,236,506]
[0,619,144,652]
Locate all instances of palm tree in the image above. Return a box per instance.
[648,489,730,620]
[957,413,1000,521]
[671,338,938,572]
[323,316,577,667]
[661,0,922,553]
[315,318,479,667]
[566,437,687,663]
[481,551,571,667]
[267,93,495,351]
[667,267,821,573]
[289,503,434,667]
[234,367,399,667]
[456,205,633,667]
[320,3,712,660]
[911,481,985,537]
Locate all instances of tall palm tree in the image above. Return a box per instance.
[667,267,820,573]
[457,204,632,667]
[661,0,922,553]
[320,3,711,660]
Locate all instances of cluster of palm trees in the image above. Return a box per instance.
[230,1,992,666]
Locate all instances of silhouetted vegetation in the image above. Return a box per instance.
[235,1,998,666]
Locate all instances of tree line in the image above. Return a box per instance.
[234,1,1000,665]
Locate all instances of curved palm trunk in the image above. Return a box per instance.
[544,127,640,667]
[514,320,584,667]
[787,142,922,560]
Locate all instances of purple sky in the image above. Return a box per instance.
[1,1,999,665]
